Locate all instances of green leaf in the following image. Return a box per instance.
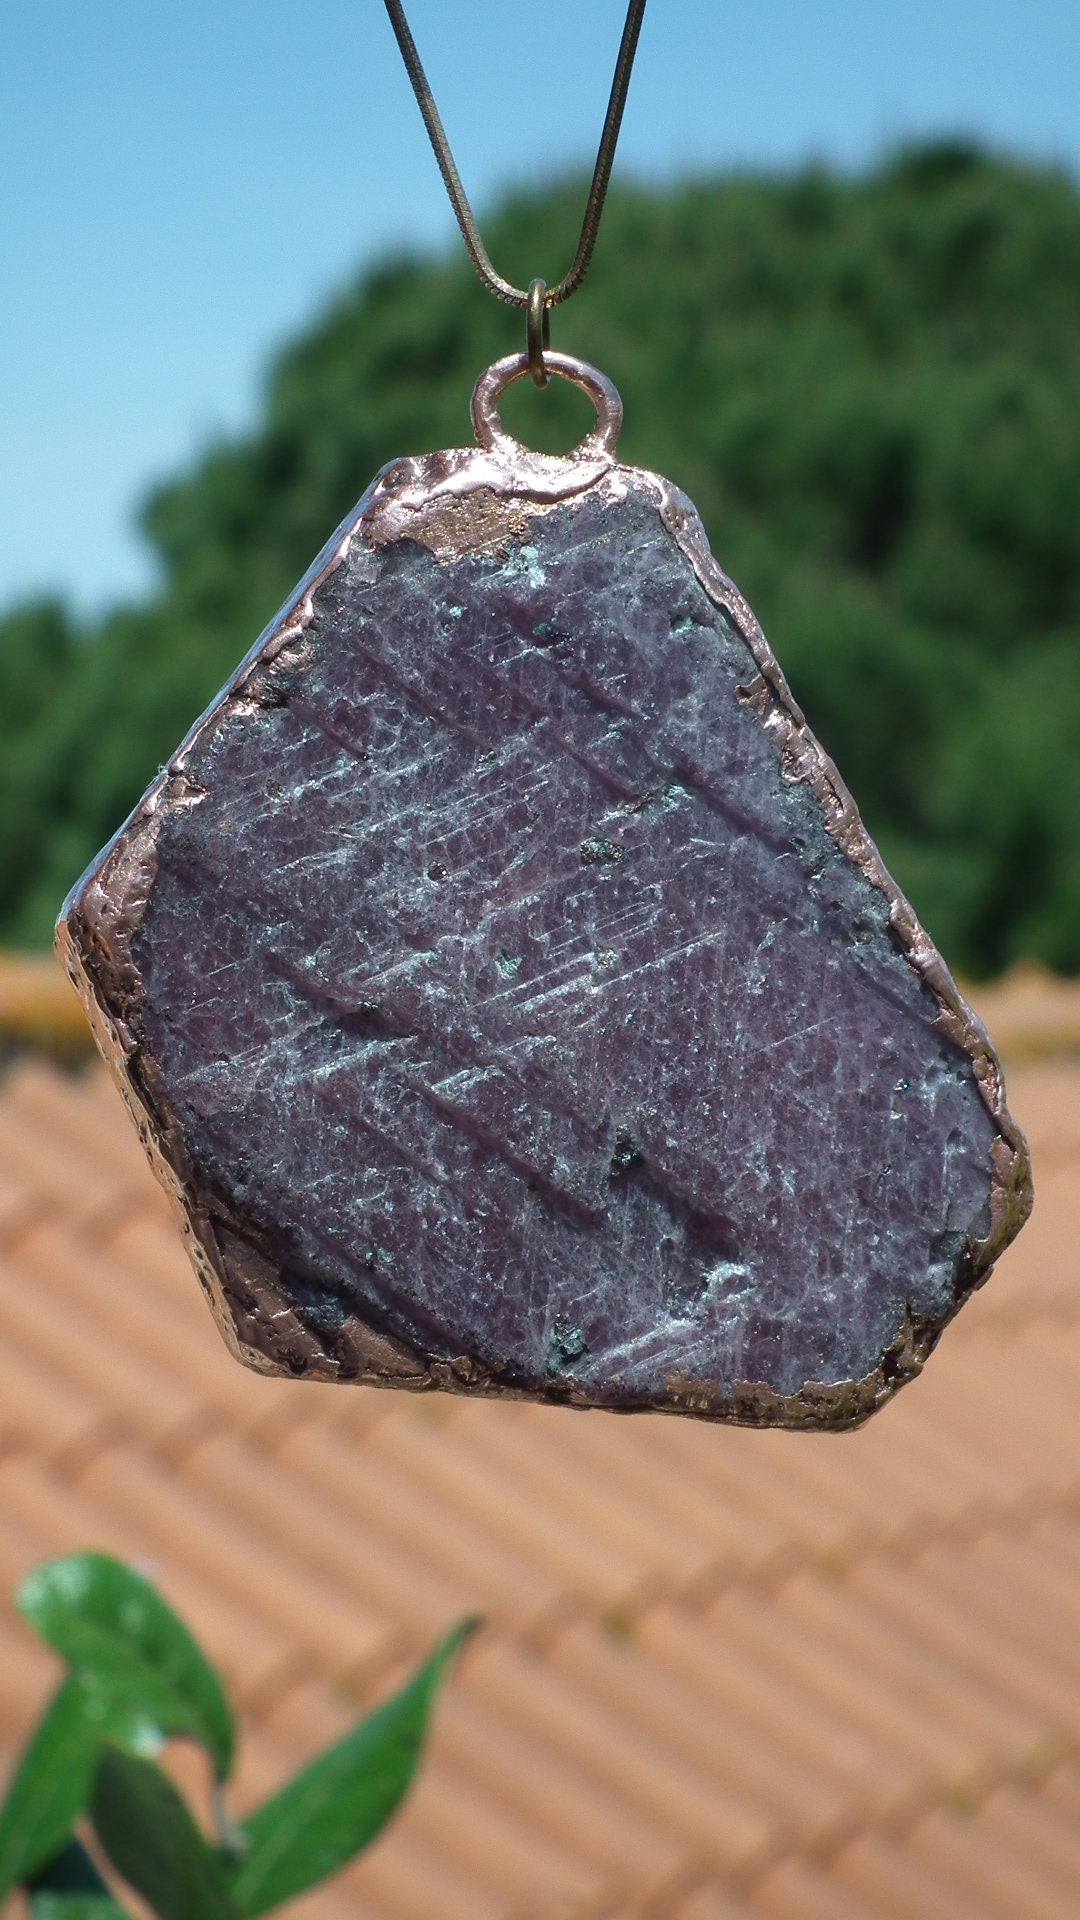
[30,1898,131,1920]
[28,1838,132,1913]
[17,1554,234,1779]
[230,1618,478,1916]
[0,1676,159,1899]
[91,1748,239,1920]
[28,1836,113,1895]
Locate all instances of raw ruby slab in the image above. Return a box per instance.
[58,449,1031,1427]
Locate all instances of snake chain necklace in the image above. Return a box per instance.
[59,2,1030,1428]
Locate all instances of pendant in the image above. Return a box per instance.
[58,351,1032,1429]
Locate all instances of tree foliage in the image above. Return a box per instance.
[3,143,1079,974]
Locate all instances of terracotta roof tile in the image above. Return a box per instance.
[828,1829,998,1920]
[1037,1766,1080,1832]
[906,1803,1080,1920]
[422,1684,688,1892]
[0,1046,1077,1917]
[183,1433,474,1640]
[671,1887,757,1920]
[743,1858,875,1920]
[951,1784,1080,1904]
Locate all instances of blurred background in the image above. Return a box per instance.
[2,7,1080,1920]
[2,0,1079,986]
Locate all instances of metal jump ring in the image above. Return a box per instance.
[526,278,551,387]
[471,351,623,462]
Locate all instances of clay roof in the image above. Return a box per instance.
[0,1019,1078,1917]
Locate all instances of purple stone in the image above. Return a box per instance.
[58,437,1032,1427]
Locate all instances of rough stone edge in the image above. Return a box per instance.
[55,437,1034,1432]
[644,471,1034,1277]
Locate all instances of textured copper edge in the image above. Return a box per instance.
[57,422,1033,1431]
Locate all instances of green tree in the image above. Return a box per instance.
[3,142,1078,974]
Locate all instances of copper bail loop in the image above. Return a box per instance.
[526,278,551,387]
[471,351,623,462]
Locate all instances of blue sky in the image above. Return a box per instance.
[2,0,1077,613]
